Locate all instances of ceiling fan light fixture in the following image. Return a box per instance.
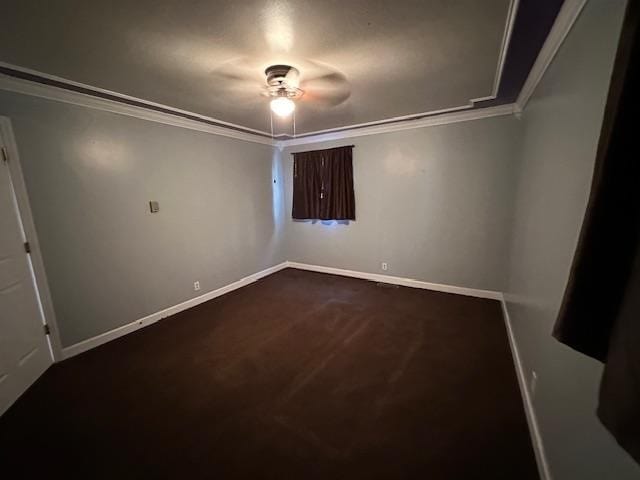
[270,97,296,117]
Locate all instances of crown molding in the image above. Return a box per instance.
[275,0,519,144]
[454,0,519,105]
[515,0,588,112]
[492,0,520,98]
[0,0,520,147]
[278,103,473,140]
[276,103,516,148]
[0,69,517,149]
[0,65,274,146]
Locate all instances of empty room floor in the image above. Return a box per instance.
[0,269,538,479]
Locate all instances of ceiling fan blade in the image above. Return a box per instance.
[300,72,351,107]
[283,67,300,89]
[209,58,264,87]
[206,58,267,106]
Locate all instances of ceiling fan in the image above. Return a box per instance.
[262,64,303,117]
[209,58,351,123]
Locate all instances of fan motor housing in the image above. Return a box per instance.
[265,65,299,87]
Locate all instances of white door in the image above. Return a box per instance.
[0,139,52,416]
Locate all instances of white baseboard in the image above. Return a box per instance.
[61,262,288,359]
[62,261,501,360]
[286,262,503,300]
[501,299,551,480]
[60,259,548,479]
[290,261,548,478]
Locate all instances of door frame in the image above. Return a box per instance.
[0,116,63,361]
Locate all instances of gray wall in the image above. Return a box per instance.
[2,2,638,475]
[281,115,522,293]
[505,0,640,478]
[0,92,286,347]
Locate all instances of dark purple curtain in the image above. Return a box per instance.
[554,1,639,465]
[292,146,355,220]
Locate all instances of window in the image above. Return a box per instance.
[292,145,355,220]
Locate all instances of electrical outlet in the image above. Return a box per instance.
[381,262,388,271]
[193,281,201,291]
[530,370,538,396]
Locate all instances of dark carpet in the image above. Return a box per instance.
[0,269,538,479]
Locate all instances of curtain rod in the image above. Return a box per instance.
[290,145,355,155]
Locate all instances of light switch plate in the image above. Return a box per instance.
[149,201,160,213]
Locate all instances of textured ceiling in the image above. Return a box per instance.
[0,0,516,135]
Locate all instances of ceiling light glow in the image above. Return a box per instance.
[270,97,295,117]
